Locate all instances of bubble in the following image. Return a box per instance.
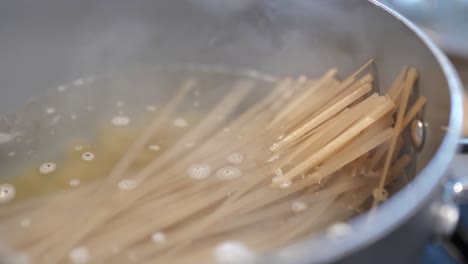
[86,105,94,112]
[39,162,56,174]
[70,114,78,120]
[151,232,167,244]
[272,171,286,184]
[372,188,389,201]
[227,153,244,164]
[20,218,31,228]
[69,179,81,187]
[223,127,231,133]
[116,100,125,107]
[274,169,283,176]
[193,101,200,107]
[291,201,308,213]
[45,107,56,114]
[0,133,16,144]
[279,181,292,189]
[118,179,137,191]
[269,143,279,152]
[68,246,89,264]
[214,241,256,264]
[327,222,353,241]
[8,152,16,157]
[146,105,157,112]
[74,145,83,150]
[0,184,16,204]
[148,145,160,151]
[57,85,67,92]
[81,152,95,161]
[73,79,85,86]
[173,118,189,128]
[216,166,242,181]
[187,164,212,180]
[111,116,130,126]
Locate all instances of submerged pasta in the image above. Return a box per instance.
[0,62,422,264]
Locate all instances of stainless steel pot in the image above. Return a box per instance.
[0,0,464,263]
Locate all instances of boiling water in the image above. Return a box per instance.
[0,67,394,264]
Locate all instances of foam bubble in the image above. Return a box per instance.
[226,153,244,164]
[8,152,16,157]
[0,184,16,204]
[173,118,189,128]
[81,152,95,161]
[372,188,389,201]
[291,201,308,213]
[151,232,167,244]
[57,85,67,92]
[216,166,242,181]
[74,145,83,150]
[187,164,211,180]
[148,145,160,151]
[70,114,78,120]
[69,179,81,187]
[20,218,31,228]
[111,116,130,126]
[73,79,85,86]
[274,169,283,176]
[68,246,89,264]
[193,101,200,107]
[269,143,279,152]
[146,105,157,112]
[279,181,292,189]
[45,107,56,114]
[214,241,256,264]
[39,162,56,174]
[0,133,15,144]
[118,179,137,191]
[327,222,353,241]
[86,105,94,112]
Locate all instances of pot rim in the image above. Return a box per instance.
[271,1,464,263]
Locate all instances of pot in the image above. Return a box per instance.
[0,0,464,263]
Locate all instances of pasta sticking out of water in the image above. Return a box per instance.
[0,62,423,264]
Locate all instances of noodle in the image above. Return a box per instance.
[0,62,422,264]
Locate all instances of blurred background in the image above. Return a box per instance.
[379,0,468,88]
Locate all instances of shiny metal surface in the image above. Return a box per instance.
[0,0,464,263]
[411,119,425,150]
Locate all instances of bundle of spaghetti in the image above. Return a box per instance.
[0,61,425,264]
